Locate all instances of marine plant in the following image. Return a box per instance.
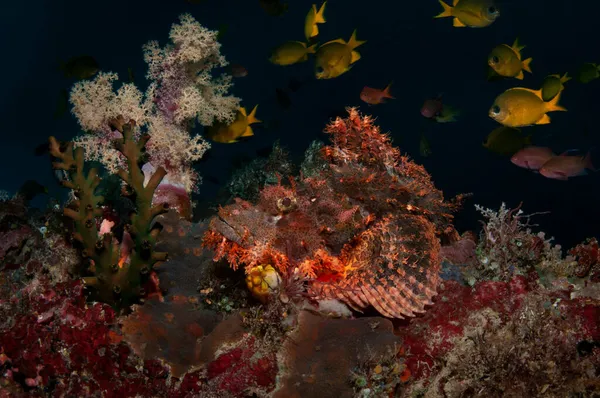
[49,117,168,309]
[474,202,569,280]
[203,108,464,318]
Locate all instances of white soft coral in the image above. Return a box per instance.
[145,115,210,192]
[142,13,239,126]
[68,14,241,193]
[70,72,151,132]
[168,13,227,66]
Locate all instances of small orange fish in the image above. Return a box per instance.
[421,95,443,119]
[511,146,555,171]
[360,82,394,105]
[539,151,595,180]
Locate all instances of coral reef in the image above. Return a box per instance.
[3,99,599,397]
[396,277,600,397]
[0,198,276,397]
[569,237,600,280]
[399,202,600,397]
[429,295,598,397]
[206,334,277,397]
[204,108,463,319]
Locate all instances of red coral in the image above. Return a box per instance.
[206,335,276,396]
[0,279,133,393]
[204,108,462,319]
[395,276,534,380]
[396,276,600,396]
[0,258,269,397]
[569,237,600,278]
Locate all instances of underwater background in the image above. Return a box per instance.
[1,0,599,248]
[2,1,600,396]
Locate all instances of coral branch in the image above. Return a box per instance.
[49,117,168,309]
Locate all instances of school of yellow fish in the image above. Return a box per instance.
[269,1,366,80]
[438,0,598,179]
[206,0,596,179]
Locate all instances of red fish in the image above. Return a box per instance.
[539,151,595,180]
[229,64,248,78]
[360,82,394,105]
[511,147,555,170]
[421,96,443,119]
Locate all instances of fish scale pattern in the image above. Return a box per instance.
[316,214,441,318]
[203,108,460,318]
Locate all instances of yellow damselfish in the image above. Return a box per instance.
[489,88,566,127]
[483,126,532,156]
[578,63,600,83]
[488,39,532,80]
[305,2,326,41]
[540,73,570,102]
[435,0,499,28]
[270,41,317,66]
[205,106,261,143]
[315,30,365,79]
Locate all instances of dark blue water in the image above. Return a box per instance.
[1,0,598,248]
